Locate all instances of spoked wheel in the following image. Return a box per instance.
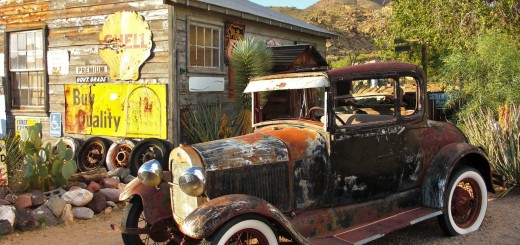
[122,198,172,245]
[438,166,487,236]
[209,215,278,245]
[77,137,110,172]
[128,138,170,176]
[106,139,136,171]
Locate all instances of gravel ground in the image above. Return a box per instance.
[2,190,519,244]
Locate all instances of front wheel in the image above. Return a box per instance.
[121,198,171,245]
[438,166,487,236]
[209,215,278,245]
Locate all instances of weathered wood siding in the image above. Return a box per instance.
[1,0,172,142]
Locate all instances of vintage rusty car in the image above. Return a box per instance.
[114,62,493,244]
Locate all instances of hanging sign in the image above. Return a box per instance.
[47,50,70,75]
[0,140,6,187]
[98,11,152,81]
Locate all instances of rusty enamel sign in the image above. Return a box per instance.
[98,11,152,81]
[64,84,167,139]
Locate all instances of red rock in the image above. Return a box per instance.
[14,194,32,210]
[102,178,120,189]
[69,186,83,191]
[87,181,101,193]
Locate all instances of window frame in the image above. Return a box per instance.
[5,27,48,113]
[187,19,223,74]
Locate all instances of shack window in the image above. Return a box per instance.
[188,22,221,70]
[8,29,46,110]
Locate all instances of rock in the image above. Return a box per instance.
[118,183,126,190]
[0,219,13,235]
[102,178,120,189]
[108,167,130,179]
[72,207,94,220]
[0,199,10,206]
[0,205,16,226]
[15,208,37,231]
[62,189,94,206]
[46,196,67,218]
[87,192,107,214]
[123,175,136,184]
[30,190,46,207]
[4,194,16,204]
[87,181,101,193]
[99,188,122,203]
[61,204,74,226]
[106,201,117,208]
[70,182,88,189]
[104,207,112,214]
[31,205,59,227]
[14,194,32,210]
[69,186,83,191]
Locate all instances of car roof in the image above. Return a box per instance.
[327,62,422,81]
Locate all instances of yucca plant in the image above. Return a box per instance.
[4,135,27,194]
[182,102,232,144]
[230,37,273,135]
[20,123,77,191]
[460,104,520,195]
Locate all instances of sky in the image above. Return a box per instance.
[249,0,319,9]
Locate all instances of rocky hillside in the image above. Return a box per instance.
[272,0,392,63]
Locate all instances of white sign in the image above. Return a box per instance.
[50,112,62,137]
[0,54,4,77]
[76,66,108,75]
[47,50,70,75]
[189,76,225,92]
[0,95,5,138]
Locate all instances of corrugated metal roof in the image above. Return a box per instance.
[173,0,335,37]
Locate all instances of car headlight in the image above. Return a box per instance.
[137,159,163,187]
[179,167,206,196]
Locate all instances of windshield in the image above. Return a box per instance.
[255,87,326,123]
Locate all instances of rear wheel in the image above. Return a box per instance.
[209,215,278,245]
[438,166,487,236]
[121,198,171,245]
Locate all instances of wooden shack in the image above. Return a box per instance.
[0,0,334,146]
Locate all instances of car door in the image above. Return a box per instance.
[329,78,404,206]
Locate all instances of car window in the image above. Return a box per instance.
[259,88,326,122]
[333,78,397,126]
[400,76,421,117]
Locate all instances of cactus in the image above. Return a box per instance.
[20,123,78,191]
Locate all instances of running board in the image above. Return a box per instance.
[312,207,442,245]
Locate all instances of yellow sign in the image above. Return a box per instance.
[98,11,152,81]
[15,117,41,136]
[0,140,6,187]
[65,84,167,139]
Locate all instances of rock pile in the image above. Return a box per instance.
[0,167,135,235]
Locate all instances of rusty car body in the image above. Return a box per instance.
[114,62,493,244]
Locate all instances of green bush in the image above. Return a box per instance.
[460,104,519,190]
[4,135,27,194]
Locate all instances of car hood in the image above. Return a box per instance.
[190,125,327,171]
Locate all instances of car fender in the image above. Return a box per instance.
[421,142,493,209]
[180,194,311,245]
[120,176,173,225]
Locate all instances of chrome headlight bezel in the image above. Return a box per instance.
[179,167,206,197]
[137,159,163,187]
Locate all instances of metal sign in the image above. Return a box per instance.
[50,112,62,137]
[15,117,41,136]
[0,140,6,187]
[76,66,108,75]
[64,84,167,139]
[76,76,108,83]
[47,50,70,75]
[98,11,152,81]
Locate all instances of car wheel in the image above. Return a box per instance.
[121,198,170,245]
[106,139,136,171]
[128,138,170,176]
[52,136,80,158]
[438,166,487,236]
[77,137,110,172]
[209,215,278,245]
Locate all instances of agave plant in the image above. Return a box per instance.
[230,37,273,135]
[4,135,27,194]
[20,124,77,191]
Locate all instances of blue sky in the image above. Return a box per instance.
[249,0,319,9]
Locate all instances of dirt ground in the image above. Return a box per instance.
[1,190,519,245]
